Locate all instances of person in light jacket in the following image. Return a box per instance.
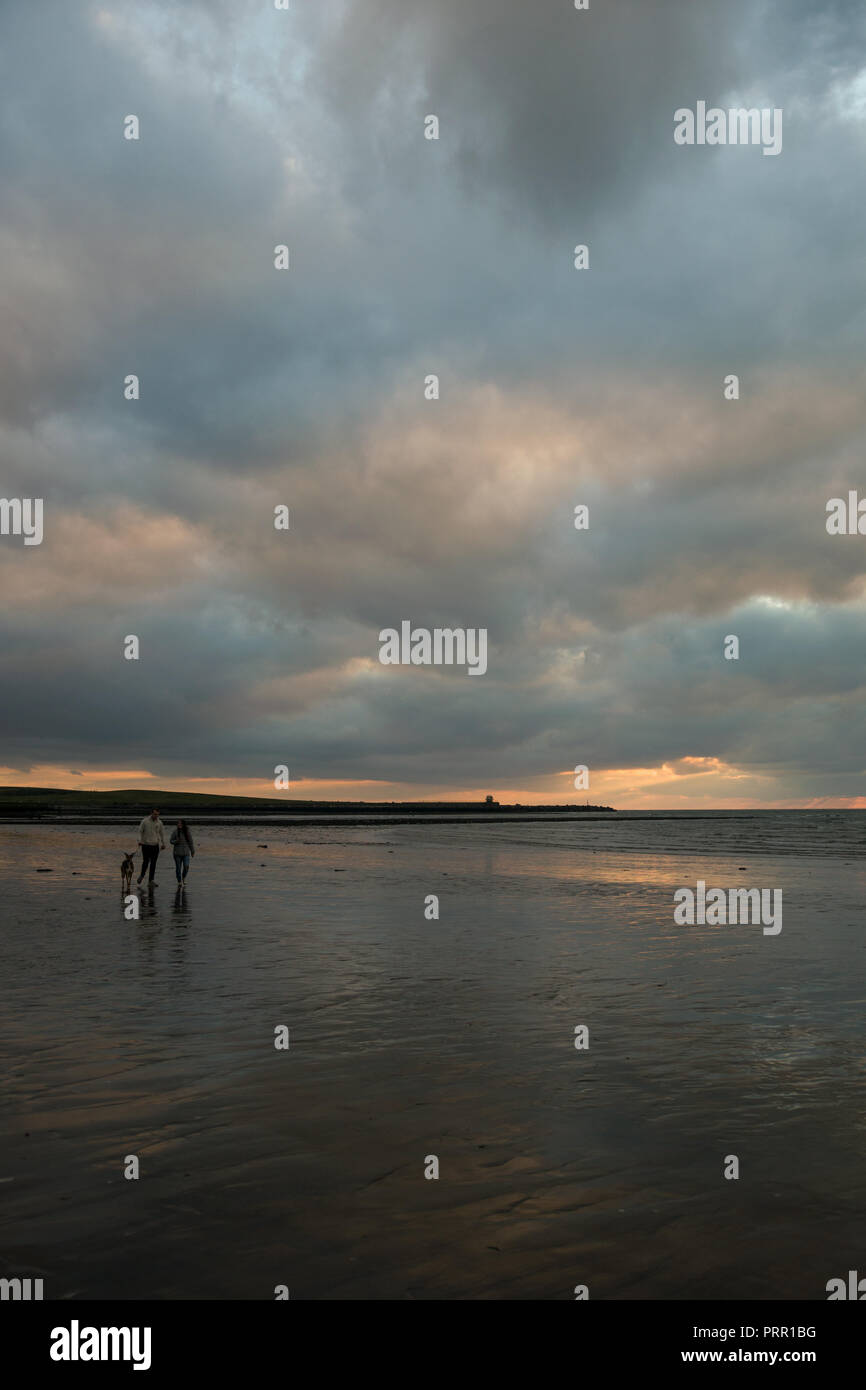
[170,819,196,885]
[137,808,166,884]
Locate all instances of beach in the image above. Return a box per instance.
[1,812,864,1300]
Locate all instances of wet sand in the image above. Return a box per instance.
[1,816,864,1299]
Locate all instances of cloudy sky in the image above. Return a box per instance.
[1,0,864,808]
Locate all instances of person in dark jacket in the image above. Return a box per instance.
[170,819,195,884]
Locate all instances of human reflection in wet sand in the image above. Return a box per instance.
[172,884,192,925]
[129,884,161,970]
[137,882,159,920]
[168,886,192,976]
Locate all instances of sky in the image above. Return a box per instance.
[0,0,864,809]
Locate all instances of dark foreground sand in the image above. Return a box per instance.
[1,815,864,1299]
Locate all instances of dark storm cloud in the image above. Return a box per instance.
[1,590,863,796]
[295,0,752,221]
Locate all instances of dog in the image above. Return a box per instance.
[121,852,136,893]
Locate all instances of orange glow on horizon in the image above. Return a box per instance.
[0,763,862,809]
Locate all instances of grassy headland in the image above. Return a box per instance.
[0,787,615,819]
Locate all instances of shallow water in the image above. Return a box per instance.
[1,815,864,1299]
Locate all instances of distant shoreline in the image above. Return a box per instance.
[6,811,839,827]
[1,812,625,827]
[0,786,616,821]
[0,790,855,824]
